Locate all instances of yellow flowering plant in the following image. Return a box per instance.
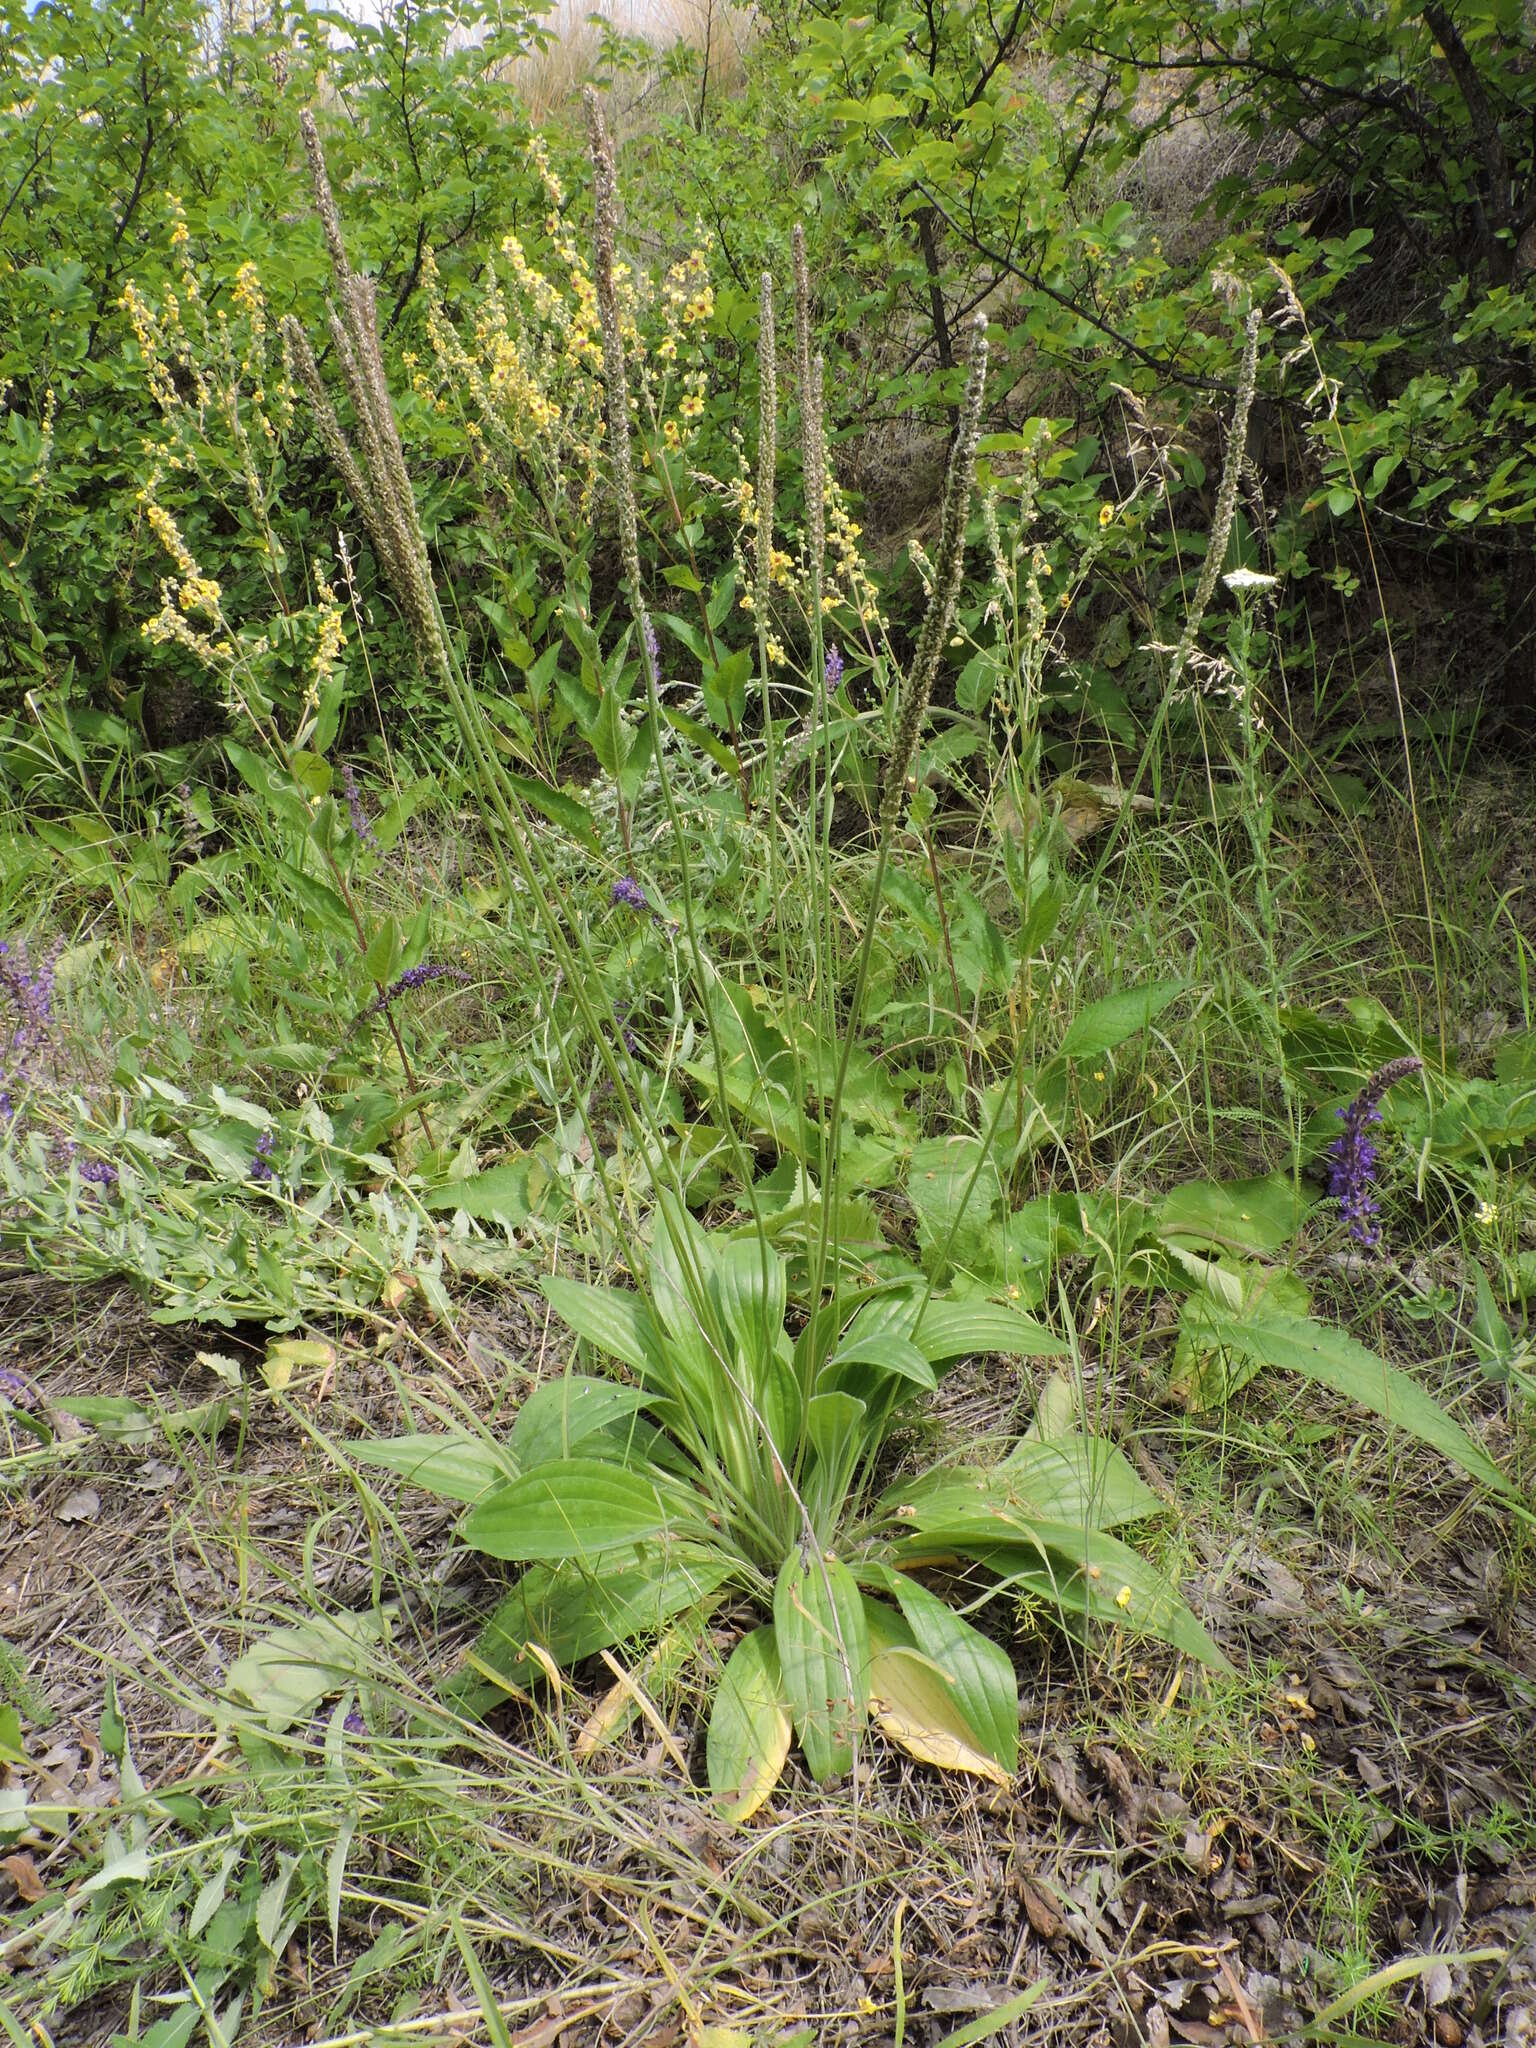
[119,216,452,1138]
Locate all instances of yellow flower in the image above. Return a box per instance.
[1099,502,1114,527]
[678,392,704,420]
[765,635,787,666]
[1473,1199,1498,1229]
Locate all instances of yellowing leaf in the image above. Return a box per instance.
[867,1641,1012,1789]
[261,1338,336,1390]
[707,1626,792,1822]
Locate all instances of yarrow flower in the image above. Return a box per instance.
[1326,1055,1424,1247]
[361,962,471,1022]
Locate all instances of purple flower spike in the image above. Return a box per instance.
[642,615,660,682]
[612,876,649,912]
[1326,1055,1424,1247]
[251,1128,276,1184]
[1,934,60,1102]
[824,643,844,694]
[339,763,379,853]
[361,962,472,1022]
[77,1156,118,1191]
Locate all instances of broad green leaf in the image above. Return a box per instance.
[362,915,401,985]
[806,1389,867,1471]
[79,1837,152,1896]
[648,1197,729,1384]
[773,1551,870,1783]
[702,646,752,726]
[662,702,741,779]
[707,1626,793,1821]
[425,1160,547,1224]
[540,1276,676,1390]
[888,1435,1157,1533]
[461,1461,698,1562]
[1057,979,1183,1061]
[1195,1305,1513,1496]
[826,1331,937,1392]
[223,1610,388,1731]
[1169,1265,1311,1407]
[464,1547,732,1693]
[863,1611,1012,1790]
[842,1291,1066,1366]
[909,1298,1068,1363]
[1156,1173,1310,1256]
[907,1134,1001,1275]
[864,1567,1018,1775]
[348,1431,510,1503]
[959,1524,1230,1671]
[715,1236,787,1371]
[509,1378,651,1470]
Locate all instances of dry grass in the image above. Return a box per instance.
[501,0,757,127]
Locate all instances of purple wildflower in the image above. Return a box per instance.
[642,614,660,682]
[1,935,60,1099]
[343,1709,367,1735]
[76,1155,118,1190]
[251,1128,276,1184]
[824,643,844,694]
[0,1368,37,1410]
[339,763,379,852]
[1326,1055,1424,1246]
[361,961,471,1022]
[612,875,649,912]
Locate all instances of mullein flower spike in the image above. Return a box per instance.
[583,91,656,687]
[1327,1055,1424,1246]
[880,315,989,832]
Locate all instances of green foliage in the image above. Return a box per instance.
[393,1207,1218,1803]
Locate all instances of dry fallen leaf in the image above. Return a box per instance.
[57,1486,100,1524]
[2,1850,46,1902]
[1013,1869,1063,1940]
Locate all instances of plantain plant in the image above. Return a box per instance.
[366,1193,1224,1810]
